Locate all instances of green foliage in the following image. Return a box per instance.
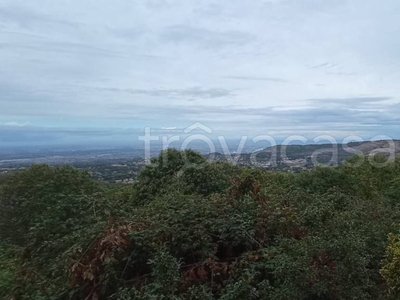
[0,165,117,298]
[0,244,17,297]
[133,149,207,203]
[1,152,400,299]
[0,165,100,244]
[381,234,400,298]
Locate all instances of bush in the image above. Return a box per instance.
[0,165,114,298]
[0,244,17,297]
[381,234,400,298]
[1,152,400,299]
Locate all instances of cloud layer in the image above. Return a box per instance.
[0,0,400,145]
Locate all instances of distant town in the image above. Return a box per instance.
[1,140,398,183]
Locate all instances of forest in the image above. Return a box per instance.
[0,149,400,299]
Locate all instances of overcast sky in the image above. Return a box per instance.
[1,0,400,146]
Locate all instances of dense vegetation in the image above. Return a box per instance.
[0,149,400,299]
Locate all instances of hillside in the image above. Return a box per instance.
[1,141,398,182]
[210,139,400,171]
[1,149,400,299]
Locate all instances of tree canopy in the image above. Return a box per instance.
[0,150,400,299]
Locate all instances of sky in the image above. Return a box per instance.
[0,0,400,148]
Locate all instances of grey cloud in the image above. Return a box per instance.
[311,62,339,69]
[3,101,400,140]
[223,76,289,83]
[264,106,400,128]
[0,6,77,29]
[309,96,393,102]
[109,27,146,41]
[306,97,393,108]
[0,83,55,103]
[326,72,356,76]
[0,34,156,59]
[98,87,234,99]
[109,102,400,130]
[1,0,400,142]
[106,104,255,122]
[160,25,255,48]
[0,40,124,58]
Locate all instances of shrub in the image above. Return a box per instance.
[1,152,400,299]
[381,234,400,298]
